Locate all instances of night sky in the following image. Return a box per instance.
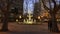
[23,0,39,14]
[23,0,60,14]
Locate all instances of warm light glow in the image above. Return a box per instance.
[24,13,34,24]
[19,15,22,18]
[38,16,40,19]
[26,19,33,24]
[41,16,43,17]
[16,19,18,22]
[24,19,33,24]
[27,13,33,20]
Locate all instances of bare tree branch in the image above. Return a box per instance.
[42,0,50,10]
[55,4,60,11]
[52,0,56,6]
[52,0,60,12]
[58,1,60,10]
[52,0,57,9]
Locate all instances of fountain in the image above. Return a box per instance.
[23,0,37,24]
[24,13,36,24]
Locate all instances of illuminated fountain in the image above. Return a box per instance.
[24,13,36,24]
[23,0,37,24]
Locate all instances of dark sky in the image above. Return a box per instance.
[23,0,39,14]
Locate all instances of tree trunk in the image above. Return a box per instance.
[1,12,9,31]
[48,13,59,32]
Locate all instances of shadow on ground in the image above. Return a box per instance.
[8,31,49,34]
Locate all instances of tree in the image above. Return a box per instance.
[0,0,23,31]
[42,0,60,32]
[0,0,10,31]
